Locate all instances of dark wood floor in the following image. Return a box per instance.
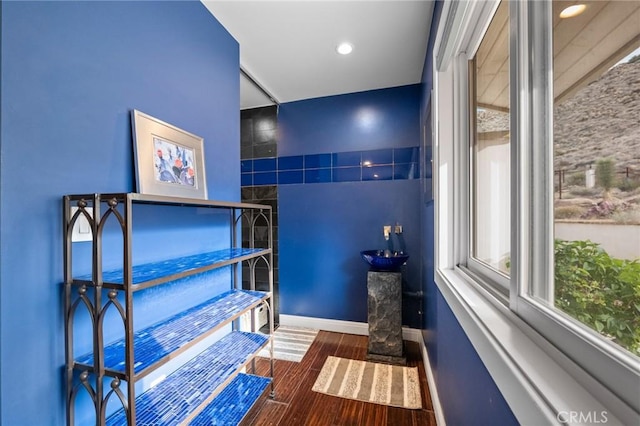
[242,331,437,426]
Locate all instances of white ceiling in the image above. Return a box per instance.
[202,1,435,110]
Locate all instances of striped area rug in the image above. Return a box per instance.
[258,325,318,362]
[312,356,422,409]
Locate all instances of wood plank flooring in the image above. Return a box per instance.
[242,331,437,426]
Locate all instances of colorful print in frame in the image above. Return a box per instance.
[132,110,207,199]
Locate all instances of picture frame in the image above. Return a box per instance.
[131,110,208,199]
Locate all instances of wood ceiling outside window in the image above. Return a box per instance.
[476,0,640,111]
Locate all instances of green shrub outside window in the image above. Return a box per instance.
[555,239,640,355]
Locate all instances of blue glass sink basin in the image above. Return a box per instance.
[361,250,409,271]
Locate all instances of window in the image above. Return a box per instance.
[469,1,511,280]
[549,0,640,356]
[434,0,640,421]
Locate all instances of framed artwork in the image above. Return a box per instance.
[131,110,207,199]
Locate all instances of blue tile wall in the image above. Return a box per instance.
[253,158,277,172]
[333,167,361,183]
[332,151,362,167]
[241,146,419,186]
[278,170,303,185]
[362,148,392,166]
[394,163,420,180]
[253,171,277,185]
[394,147,418,164]
[241,173,253,186]
[304,153,332,168]
[278,155,303,170]
[305,168,332,184]
[240,160,253,173]
[363,165,393,181]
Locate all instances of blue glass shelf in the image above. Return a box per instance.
[75,248,269,288]
[105,331,269,426]
[75,290,269,377]
[191,373,271,426]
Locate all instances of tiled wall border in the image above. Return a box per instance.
[241,147,420,187]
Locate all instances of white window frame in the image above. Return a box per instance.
[433,1,640,425]
[464,20,511,296]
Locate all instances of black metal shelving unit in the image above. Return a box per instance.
[63,193,274,425]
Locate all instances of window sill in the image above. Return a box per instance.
[435,268,629,425]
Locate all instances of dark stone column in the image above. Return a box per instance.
[367,271,406,364]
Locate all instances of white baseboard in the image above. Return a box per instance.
[401,327,423,343]
[279,314,369,336]
[278,314,422,342]
[420,334,446,426]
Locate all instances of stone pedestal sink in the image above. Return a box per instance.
[366,270,406,365]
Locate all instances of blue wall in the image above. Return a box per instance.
[432,291,519,425]
[419,2,517,424]
[420,0,441,372]
[0,1,239,424]
[279,85,421,156]
[277,86,423,326]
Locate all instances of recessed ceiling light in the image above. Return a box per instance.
[560,4,586,18]
[336,42,353,55]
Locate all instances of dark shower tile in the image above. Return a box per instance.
[241,119,253,144]
[241,145,253,160]
[254,116,277,132]
[253,143,277,158]
[262,199,278,211]
[241,187,253,201]
[254,129,277,144]
[253,185,277,200]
